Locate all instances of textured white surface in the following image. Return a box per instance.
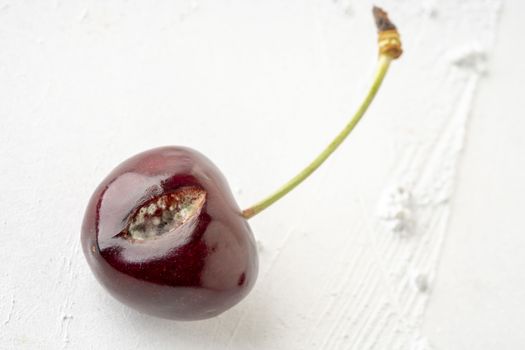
[1,0,524,349]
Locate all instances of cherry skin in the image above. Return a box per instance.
[81,146,258,320]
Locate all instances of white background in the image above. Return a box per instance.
[1,0,524,349]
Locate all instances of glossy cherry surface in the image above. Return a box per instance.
[81,146,258,320]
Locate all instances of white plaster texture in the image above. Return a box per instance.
[1,0,524,349]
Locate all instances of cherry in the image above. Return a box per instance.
[81,6,402,321]
[82,147,258,320]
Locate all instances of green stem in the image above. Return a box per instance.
[242,54,393,219]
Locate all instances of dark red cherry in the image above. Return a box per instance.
[81,146,258,320]
[81,6,402,322]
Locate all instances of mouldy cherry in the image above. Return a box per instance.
[81,6,402,321]
[82,147,258,320]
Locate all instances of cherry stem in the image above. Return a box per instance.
[242,6,402,220]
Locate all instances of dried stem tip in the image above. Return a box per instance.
[373,6,397,31]
[373,6,403,59]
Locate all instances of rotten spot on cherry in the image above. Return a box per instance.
[125,186,207,241]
